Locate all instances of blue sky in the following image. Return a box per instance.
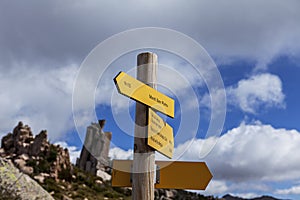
[1,1,300,199]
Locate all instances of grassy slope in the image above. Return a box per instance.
[38,165,212,200]
[39,166,131,200]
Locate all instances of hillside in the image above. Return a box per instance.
[222,194,282,200]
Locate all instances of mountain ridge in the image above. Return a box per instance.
[222,194,288,200]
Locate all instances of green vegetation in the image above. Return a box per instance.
[27,159,51,174]
[27,144,72,180]
[58,165,72,182]
[39,166,131,200]
[37,165,216,200]
[1,161,215,200]
[47,144,58,163]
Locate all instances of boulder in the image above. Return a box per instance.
[0,157,54,200]
[96,169,111,181]
[20,166,34,175]
[14,158,26,168]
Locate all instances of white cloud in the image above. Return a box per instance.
[198,180,264,198]
[203,180,229,195]
[201,88,227,115]
[207,122,300,182]
[177,122,300,195]
[201,73,285,116]
[109,147,133,160]
[110,121,300,185]
[0,64,78,141]
[229,193,258,199]
[276,185,300,195]
[227,73,285,113]
[55,141,81,164]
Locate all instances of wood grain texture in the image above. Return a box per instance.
[132,52,157,200]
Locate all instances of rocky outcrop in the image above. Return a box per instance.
[0,122,72,182]
[0,157,54,200]
[76,119,112,176]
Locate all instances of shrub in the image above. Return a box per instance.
[47,145,58,163]
[58,167,72,182]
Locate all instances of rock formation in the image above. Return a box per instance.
[0,157,54,200]
[76,119,112,176]
[0,122,72,182]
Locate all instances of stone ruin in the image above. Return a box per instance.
[0,121,72,182]
[76,119,112,176]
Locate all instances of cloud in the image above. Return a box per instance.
[1,0,296,144]
[110,121,300,184]
[204,180,229,195]
[0,64,78,141]
[1,0,300,70]
[108,121,300,192]
[108,122,300,196]
[202,73,285,114]
[55,141,81,164]
[229,193,259,199]
[227,73,285,113]
[206,122,300,182]
[109,147,133,160]
[275,185,300,195]
[202,179,270,197]
[194,122,300,196]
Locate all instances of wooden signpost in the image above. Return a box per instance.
[147,108,174,158]
[112,160,213,190]
[114,71,175,118]
[113,52,212,200]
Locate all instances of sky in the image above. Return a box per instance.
[0,0,300,199]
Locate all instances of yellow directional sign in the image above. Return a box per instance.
[114,71,175,118]
[148,109,174,158]
[112,160,213,190]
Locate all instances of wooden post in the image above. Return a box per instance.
[132,52,157,200]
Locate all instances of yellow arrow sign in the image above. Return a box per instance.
[114,71,175,118]
[112,160,213,190]
[148,108,174,158]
